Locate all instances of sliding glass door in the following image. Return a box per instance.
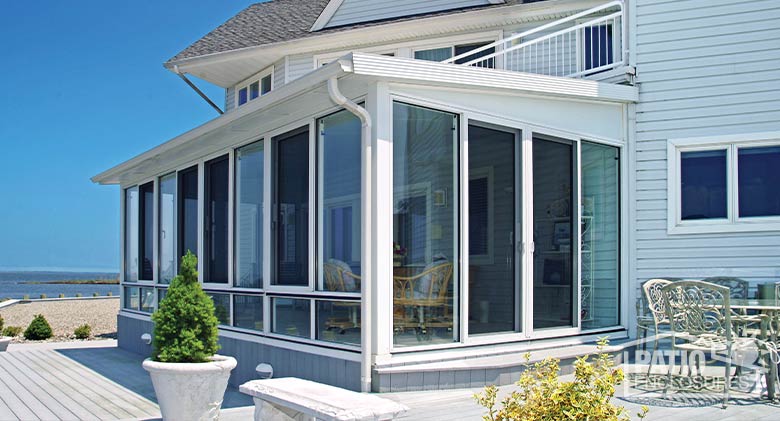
[532,137,575,330]
[467,124,520,335]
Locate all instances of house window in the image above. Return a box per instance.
[272,127,309,286]
[669,133,780,233]
[317,109,362,292]
[125,187,139,282]
[178,165,198,265]
[235,141,264,289]
[415,42,496,68]
[159,173,176,284]
[236,67,273,108]
[204,156,229,283]
[207,292,231,325]
[139,182,155,280]
[233,295,263,331]
[583,24,614,71]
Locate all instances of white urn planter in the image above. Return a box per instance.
[143,355,237,421]
[0,336,12,352]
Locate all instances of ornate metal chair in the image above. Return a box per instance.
[702,277,750,299]
[637,278,680,350]
[393,262,453,336]
[661,281,767,408]
[641,279,673,375]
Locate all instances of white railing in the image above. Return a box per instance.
[442,1,626,79]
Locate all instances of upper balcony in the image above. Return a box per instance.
[442,1,629,83]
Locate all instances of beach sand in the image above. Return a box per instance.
[0,297,119,342]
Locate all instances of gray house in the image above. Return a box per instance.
[93,0,780,392]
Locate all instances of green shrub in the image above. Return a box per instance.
[73,324,91,339]
[24,314,53,340]
[40,294,47,299]
[92,292,99,297]
[58,293,65,298]
[75,293,82,298]
[3,326,22,337]
[0,314,4,332]
[107,291,112,297]
[151,251,219,363]
[475,338,648,421]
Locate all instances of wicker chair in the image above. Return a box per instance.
[322,260,361,332]
[661,281,767,408]
[393,262,453,335]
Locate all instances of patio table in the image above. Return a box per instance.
[730,298,780,400]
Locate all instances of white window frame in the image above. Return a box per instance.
[667,131,780,234]
[235,66,275,108]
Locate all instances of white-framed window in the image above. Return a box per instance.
[414,42,496,68]
[236,66,274,108]
[667,132,780,234]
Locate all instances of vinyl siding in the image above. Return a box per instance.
[273,57,286,88]
[633,0,780,288]
[225,87,236,113]
[287,54,316,82]
[325,0,493,29]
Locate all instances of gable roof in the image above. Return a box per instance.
[166,0,542,65]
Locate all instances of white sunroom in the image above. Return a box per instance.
[95,52,637,391]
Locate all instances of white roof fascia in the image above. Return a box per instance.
[168,0,602,84]
[310,0,345,32]
[349,53,639,103]
[92,59,350,185]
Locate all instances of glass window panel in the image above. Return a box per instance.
[124,286,139,310]
[581,142,620,329]
[261,75,272,95]
[532,137,574,329]
[159,173,176,284]
[233,295,264,331]
[680,150,727,220]
[468,125,517,335]
[316,300,360,345]
[738,146,780,218]
[178,166,199,266]
[454,43,495,68]
[139,182,154,280]
[249,81,260,100]
[205,156,229,283]
[272,298,310,338]
[414,47,452,62]
[235,141,264,289]
[140,287,155,313]
[238,87,248,105]
[207,293,230,325]
[392,102,458,347]
[273,128,309,286]
[158,288,168,303]
[125,187,139,282]
[318,110,362,292]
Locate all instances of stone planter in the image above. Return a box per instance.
[0,337,11,352]
[143,355,237,421]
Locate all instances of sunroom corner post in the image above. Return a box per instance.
[367,81,393,375]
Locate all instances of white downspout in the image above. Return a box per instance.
[327,76,373,393]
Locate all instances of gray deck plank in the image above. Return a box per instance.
[28,349,158,419]
[0,352,81,420]
[0,360,38,421]
[10,350,117,420]
[0,395,19,421]
[0,355,58,420]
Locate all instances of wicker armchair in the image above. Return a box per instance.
[322,260,361,332]
[393,262,453,335]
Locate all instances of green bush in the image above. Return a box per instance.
[73,324,91,339]
[76,293,82,298]
[0,314,4,332]
[92,292,99,297]
[475,338,648,421]
[3,326,22,337]
[24,314,53,340]
[40,294,47,299]
[151,251,219,363]
[58,293,65,298]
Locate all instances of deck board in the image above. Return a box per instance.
[0,352,80,420]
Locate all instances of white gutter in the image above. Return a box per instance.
[327,76,373,393]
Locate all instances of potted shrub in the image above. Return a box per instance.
[0,315,11,352]
[142,251,236,421]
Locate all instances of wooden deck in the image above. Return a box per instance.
[1,341,779,420]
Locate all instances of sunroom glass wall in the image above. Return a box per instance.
[392,102,458,347]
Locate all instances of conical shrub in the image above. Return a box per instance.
[151,251,219,363]
[24,314,53,340]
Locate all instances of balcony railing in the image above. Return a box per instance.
[442,1,626,79]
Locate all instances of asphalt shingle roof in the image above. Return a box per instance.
[167,0,542,64]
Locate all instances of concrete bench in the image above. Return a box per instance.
[239,378,408,421]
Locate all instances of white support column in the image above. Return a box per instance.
[521,128,534,337]
[153,178,159,284]
[263,135,273,335]
[368,81,393,362]
[198,161,205,283]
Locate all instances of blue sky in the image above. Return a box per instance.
[0,1,259,272]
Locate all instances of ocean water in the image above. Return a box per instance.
[0,271,120,300]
